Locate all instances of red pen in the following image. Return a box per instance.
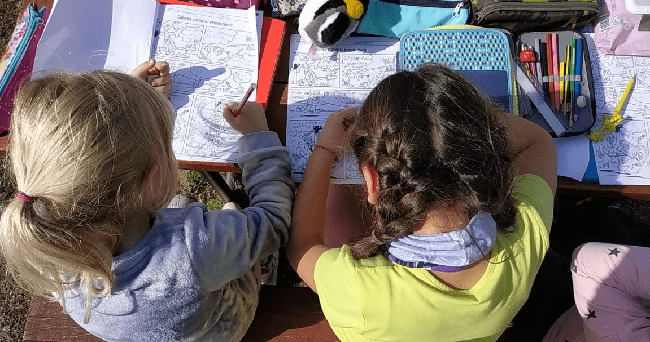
[232,83,256,117]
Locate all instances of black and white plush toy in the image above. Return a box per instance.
[298,0,367,49]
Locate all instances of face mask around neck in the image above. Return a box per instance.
[384,212,497,272]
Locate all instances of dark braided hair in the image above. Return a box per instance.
[348,63,517,260]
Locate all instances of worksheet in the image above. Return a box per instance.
[287,35,400,183]
[153,5,258,163]
[34,1,259,164]
[585,33,650,185]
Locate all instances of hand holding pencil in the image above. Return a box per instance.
[224,83,268,134]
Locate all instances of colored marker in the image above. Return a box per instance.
[562,44,571,103]
[574,38,583,123]
[558,62,565,104]
[546,34,555,106]
[540,41,549,100]
[552,33,560,110]
[535,38,543,86]
[569,37,577,120]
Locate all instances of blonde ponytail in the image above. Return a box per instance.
[0,71,177,322]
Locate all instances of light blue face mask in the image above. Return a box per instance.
[384,212,497,272]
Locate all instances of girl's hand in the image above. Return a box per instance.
[132,59,172,96]
[316,108,357,155]
[223,101,269,135]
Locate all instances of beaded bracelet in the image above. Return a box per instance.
[311,144,338,158]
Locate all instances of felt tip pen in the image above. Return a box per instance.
[232,83,257,117]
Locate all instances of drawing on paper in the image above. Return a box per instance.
[156,21,203,60]
[287,35,400,183]
[344,152,362,179]
[290,54,340,87]
[593,119,649,177]
[199,27,257,68]
[152,6,258,163]
[289,90,366,117]
[287,120,325,174]
[340,55,395,88]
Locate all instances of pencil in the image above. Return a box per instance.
[613,76,636,117]
[232,83,257,117]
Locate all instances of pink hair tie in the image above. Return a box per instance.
[15,192,35,203]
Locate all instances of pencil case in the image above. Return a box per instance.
[400,26,520,116]
[515,31,596,137]
[357,0,470,38]
[0,4,50,132]
[470,0,599,34]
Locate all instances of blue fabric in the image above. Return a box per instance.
[357,0,469,38]
[583,141,599,182]
[384,212,497,272]
[59,131,294,341]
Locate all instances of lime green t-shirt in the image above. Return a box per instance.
[314,174,553,342]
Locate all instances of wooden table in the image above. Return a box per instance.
[3,0,650,200]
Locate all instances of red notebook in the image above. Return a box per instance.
[257,16,285,108]
[155,0,285,108]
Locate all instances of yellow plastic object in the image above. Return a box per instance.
[587,114,624,141]
[588,76,635,142]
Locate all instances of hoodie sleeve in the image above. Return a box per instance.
[185,131,295,291]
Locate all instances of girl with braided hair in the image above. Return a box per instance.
[288,63,557,341]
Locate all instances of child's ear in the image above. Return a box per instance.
[145,164,160,201]
[360,163,379,204]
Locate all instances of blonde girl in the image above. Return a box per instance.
[288,63,557,341]
[1,60,294,341]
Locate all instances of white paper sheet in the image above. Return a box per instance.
[152,6,259,163]
[585,33,650,185]
[256,10,263,48]
[287,35,400,183]
[105,1,159,72]
[555,135,591,181]
[33,0,157,75]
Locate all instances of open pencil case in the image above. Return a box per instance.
[515,31,596,137]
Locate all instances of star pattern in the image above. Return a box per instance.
[586,310,597,320]
[608,247,620,257]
